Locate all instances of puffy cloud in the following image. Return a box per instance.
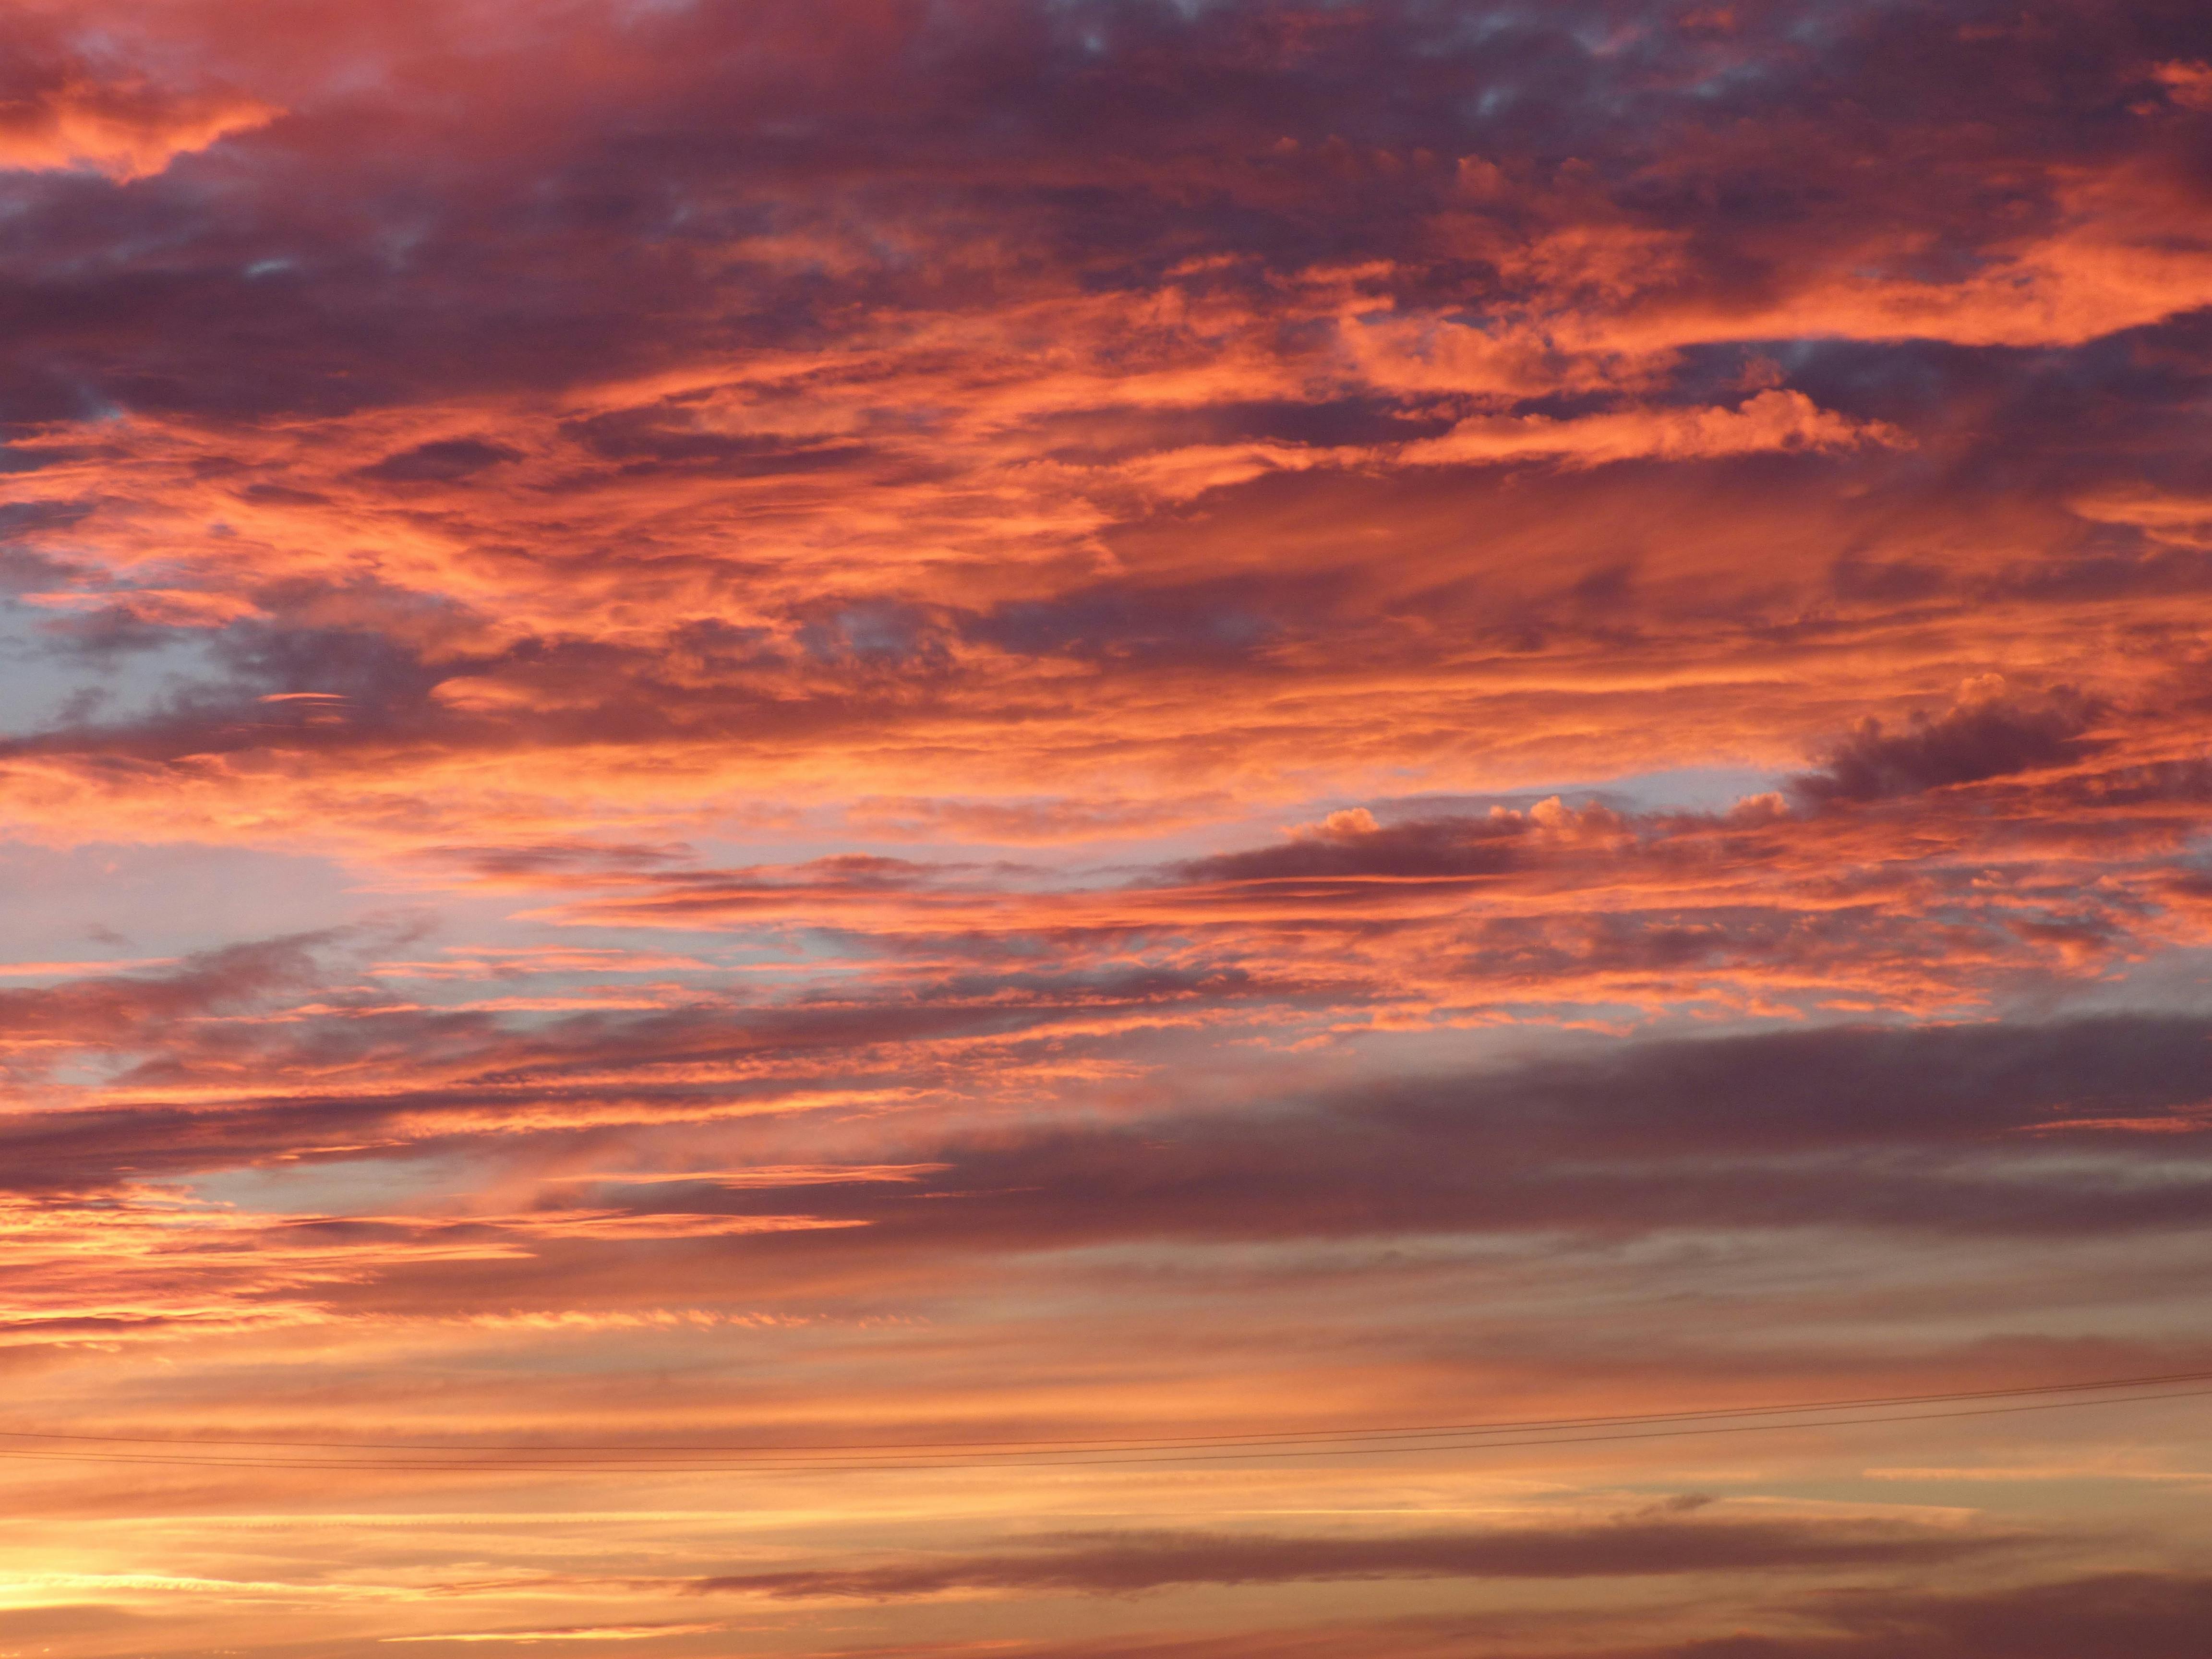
[1790,683,2103,804]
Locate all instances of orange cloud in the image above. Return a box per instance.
[0,72,275,180]
[1398,389,1904,467]
[2,3,2212,1654]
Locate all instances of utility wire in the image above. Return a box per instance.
[1,1366,2207,1456]
[0,1372,2200,1475]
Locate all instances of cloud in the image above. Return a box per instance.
[0,67,276,180]
[1791,683,2102,805]
[690,1512,2018,1600]
[381,1627,726,1645]
[2,4,2212,1654]
[357,439,523,486]
[748,1574,2212,1659]
[1398,391,1905,469]
[1596,1572,2212,1659]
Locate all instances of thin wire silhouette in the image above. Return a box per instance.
[0,1368,2200,1475]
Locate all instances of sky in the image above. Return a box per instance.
[2,0,2212,1653]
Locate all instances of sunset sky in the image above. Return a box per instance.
[4,1,2212,1653]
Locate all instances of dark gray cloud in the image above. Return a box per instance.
[689,1512,2022,1599]
[1601,1571,2212,1659]
[1791,690,2102,805]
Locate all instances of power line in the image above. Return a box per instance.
[0,1371,2200,1475]
[5,1366,2208,1456]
